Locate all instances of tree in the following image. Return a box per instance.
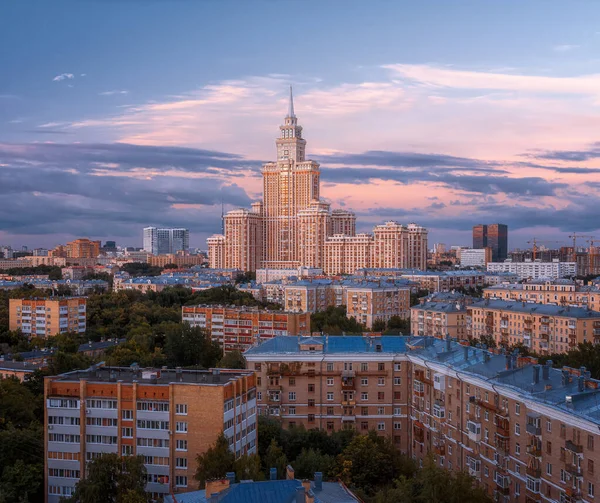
[0,459,43,503]
[63,453,147,503]
[0,378,40,429]
[372,319,386,332]
[163,263,178,269]
[195,433,235,487]
[310,306,364,334]
[263,439,288,479]
[217,350,246,369]
[293,448,334,479]
[163,323,222,368]
[234,453,264,482]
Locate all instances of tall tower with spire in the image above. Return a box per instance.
[261,86,321,267]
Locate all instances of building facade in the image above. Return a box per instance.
[473,224,508,262]
[245,335,600,503]
[9,297,86,337]
[143,227,190,256]
[411,301,469,340]
[467,299,600,353]
[181,305,310,351]
[460,247,492,268]
[43,366,256,502]
[66,239,101,259]
[208,90,427,273]
[487,260,577,280]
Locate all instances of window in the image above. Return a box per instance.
[327,378,334,386]
[394,422,401,430]
[122,427,133,438]
[136,401,168,412]
[361,421,368,430]
[378,377,385,386]
[378,392,385,400]
[327,421,334,430]
[515,443,521,455]
[176,440,188,451]
[361,392,368,400]
[327,407,334,415]
[122,409,133,420]
[377,407,385,415]
[378,422,385,431]
[484,466,489,477]
[175,476,187,488]
[362,407,368,415]
[515,482,521,496]
[515,402,520,415]
[378,363,385,371]
[589,460,595,474]
[288,392,296,401]
[394,363,401,371]
[176,404,188,415]
[547,463,552,475]
[122,445,133,456]
[308,414,315,423]
[327,392,334,401]
[289,377,295,386]
[546,420,552,432]
[361,378,368,386]
[327,362,334,371]
[589,483,595,498]
[137,420,169,430]
[175,422,187,433]
[308,384,315,392]
[361,363,368,371]
[257,391,262,401]
[254,363,261,371]
[176,458,187,469]
[394,377,401,385]
[289,406,296,415]
[589,435,595,451]
[308,399,315,407]
[515,423,520,435]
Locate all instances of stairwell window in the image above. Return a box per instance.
[176,422,188,433]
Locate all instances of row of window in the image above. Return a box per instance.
[86,435,117,445]
[48,434,80,443]
[257,362,402,372]
[48,468,80,479]
[48,416,80,425]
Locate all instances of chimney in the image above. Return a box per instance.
[463,345,469,361]
[296,486,306,503]
[226,472,235,485]
[270,467,277,480]
[533,365,540,385]
[543,360,552,380]
[445,334,451,351]
[286,465,295,480]
[505,354,512,370]
[561,369,570,386]
[314,472,323,491]
[578,375,585,392]
[176,366,183,382]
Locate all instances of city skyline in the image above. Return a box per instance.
[4,2,600,249]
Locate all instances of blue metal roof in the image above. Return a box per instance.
[245,335,407,355]
[471,299,600,318]
[165,480,303,503]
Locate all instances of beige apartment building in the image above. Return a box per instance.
[44,366,256,502]
[10,297,86,337]
[245,335,600,503]
[207,91,427,272]
[181,305,310,351]
[467,299,600,354]
[484,279,600,312]
[411,301,469,340]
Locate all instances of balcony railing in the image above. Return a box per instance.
[526,423,541,436]
[565,439,584,454]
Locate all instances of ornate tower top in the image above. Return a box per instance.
[278,85,305,162]
[288,85,295,119]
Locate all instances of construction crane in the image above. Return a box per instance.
[569,233,595,262]
[526,237,565,260]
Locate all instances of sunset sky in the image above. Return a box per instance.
[3,0,600,250]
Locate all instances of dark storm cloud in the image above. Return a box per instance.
[0,142,256,237]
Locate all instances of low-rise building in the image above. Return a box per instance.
[345,283,410,328]
[487,259,577,280]
[0,360,43,381]
[43,365,257,502]
[459,247,492,268]
[9,297,86,337]
[411,301,468,340]
[245,335,600,503]
[182,306,310,352]
[467,299,600,353]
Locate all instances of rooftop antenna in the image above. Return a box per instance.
[220,195,224,235]
[288,85,295,118]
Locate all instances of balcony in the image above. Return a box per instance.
[494,415,510,438]
[565,463,583,478]
[434,443,445,456]
[413,381,425,397]
[470,396,497,412]
[341,400,356,406]
[495,436,510,455]
[565,439,584,454]
[413,423,425,444]
[526,423,542,436]
[526,466,541,478]
[341,378,355,391]
[267,384,282,392]
[526,444,542,458]
[565,487,583,502]
[467,420,481,442]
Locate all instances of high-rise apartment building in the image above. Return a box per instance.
[44,366,256,502]
[65,239,101,259]
[473,224,508,261]
[208,89,427,273]
[10,297,86,337]
[143,227,190,255]
[245,335,600,503]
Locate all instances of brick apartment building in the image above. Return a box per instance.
[66,239,101,259]
[484,279,600,311]
[10,297,86,337]
[43,365,256,502]
[467,299,600,354]
[181,305,310,351]
[411,301,469,340]
[245,335,600,503]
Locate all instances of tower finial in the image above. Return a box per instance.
[288,85,295,118]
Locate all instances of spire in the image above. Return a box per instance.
[288,85,295,118]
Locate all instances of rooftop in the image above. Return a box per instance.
[471,299,600,317]
[0,360,43,372]
[413,301,467,313]
[51,366,253,386]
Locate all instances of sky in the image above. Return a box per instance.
[3,0,600,251]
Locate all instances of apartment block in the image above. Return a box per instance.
[245,335,600,503]
[411,301,468,340]
[467,299,600,354]
[397,270,489,292]
[181,305,310,351]
[43,365,256,502]
[460,247,492,268]
[487,260,577,280]
[147,254,206,268]
[345,284,410,328]
[484,279,600,312]
[66,239,101,259]
[10,297,86,337]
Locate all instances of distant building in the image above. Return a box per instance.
[459,247,492,268]
[66,239,101,259]
[143,227,190,255]
[472,223,508,261]
[255,266,323,284]
[147,254,205,268]
[0,360,43,382]
[182,305,310,351]
[10,297,86,337]
[487,259,577,280]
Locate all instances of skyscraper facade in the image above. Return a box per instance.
[208,89,428,273]
[472,223,507,261]
[143,227,190,255]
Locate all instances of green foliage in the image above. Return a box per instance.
[263,439,288,479]
[0,459,43,503]
[63,453,148,503]
[119,263,163,277]
[217,350,246,369]
[235,272,256,284]
[4,265,62,280]
[48,351,93,375]
[162,263,179,269]
[372,319,386,332]
[163,323,222,368]
[538,341,600,379]
[410,289,430,307]
[195,433,236,487]
[0,378,41,429]
[234,453,264,482]
[292,448,334,479]
[310,306,364,334]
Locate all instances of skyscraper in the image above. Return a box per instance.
[472,223,507,261]
[208,89,428,273]
[143,227,190,255]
